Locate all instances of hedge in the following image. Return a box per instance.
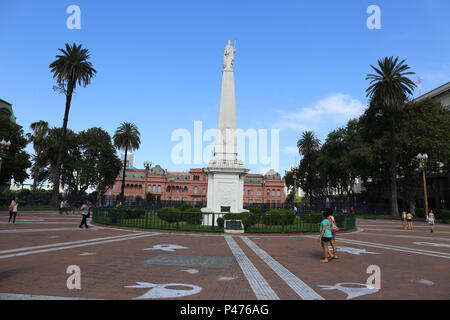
[106,207,146,223]
[182,208,202,225]
[261,209,295,225]
[178,204,194,212]
[157,207,181,223]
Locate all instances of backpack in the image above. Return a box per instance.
[329,216,339,234]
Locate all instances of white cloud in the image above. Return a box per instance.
[274,93,366,131]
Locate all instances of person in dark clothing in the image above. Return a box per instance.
[79,200,90,229]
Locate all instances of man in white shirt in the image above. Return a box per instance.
[79,200,90,229]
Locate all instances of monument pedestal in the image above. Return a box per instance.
[201,161,249,218]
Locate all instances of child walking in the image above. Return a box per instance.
[406,212,414,230]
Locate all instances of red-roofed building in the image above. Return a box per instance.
[106,165,285,206]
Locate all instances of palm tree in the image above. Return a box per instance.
[49,43,96,205]
[26,121,49,191]
[297,131,321,206]
[113,122,141,203]
[366,56,416,216]
[297,131,321,158]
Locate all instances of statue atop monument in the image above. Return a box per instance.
[223,40,236,71]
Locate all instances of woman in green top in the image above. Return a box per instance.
[319,210,333,263]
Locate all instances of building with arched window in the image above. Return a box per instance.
[106,165,285,206]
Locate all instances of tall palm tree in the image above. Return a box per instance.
[113,122,141,203]
[366,56,416,216]
[297,131,321,206]
[297,131,321,158]
[49,43,96,205]
[26,121,49,191]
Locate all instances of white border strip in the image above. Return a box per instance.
[0,232,151,255]
[304,235,450,259]
[241,236,324,300]
[0,293,100,300]
[224,235,279,300]
[0,233,160,259]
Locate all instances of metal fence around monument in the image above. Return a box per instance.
[92,207,356,234]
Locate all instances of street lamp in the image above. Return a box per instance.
[143,160,152,205]
[417,153,429,215]
[0,139,11,173]
[292,173,297,203]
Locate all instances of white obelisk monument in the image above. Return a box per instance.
[201,40,249,225]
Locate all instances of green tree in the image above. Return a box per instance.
[396,98,450,212]
[316,127,356,200]
[113,122,141,202]
[78,127,122,199]
[49,43,97,205]
[26,120,49,190]
[366,56,416,216]
[0,116,32,191]
[36,127,79,195]
[296,131,321,206]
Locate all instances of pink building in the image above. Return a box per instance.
[106,165,285,206]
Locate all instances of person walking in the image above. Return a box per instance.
[427,210,435,233]
[327,208,339,260]
[401,211,407,230]
[319,210,333,263]
[8,199,18,224]
[406,211,414,230]
[60,199,65,214]
[64,200,70,215]
[79,200,90,229]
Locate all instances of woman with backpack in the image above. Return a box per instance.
[319,210,334,263]
[327,208,339,260]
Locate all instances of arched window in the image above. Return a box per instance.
[272,189,275,197]
[167,186,171,192]
[267,189,270,196]
[277,189,280,197]
[194,187,198,194]
[153,185,156,192]
[158,185,161,193]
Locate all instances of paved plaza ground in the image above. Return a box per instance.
[0,211,449,300]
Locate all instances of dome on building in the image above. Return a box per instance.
[264,169,281,180]
[150,165,165,175]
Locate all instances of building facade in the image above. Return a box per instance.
[0,99,16,123]
[106,165,285,206]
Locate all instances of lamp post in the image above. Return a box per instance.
[143,160,152,199]
[292,173,297,203]
[417,153,429,215]
[0,139,11,173]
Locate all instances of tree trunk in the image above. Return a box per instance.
[409,200,416,215]
[120,145,128,203]
[389,115,399,216]
[51,82,74,206]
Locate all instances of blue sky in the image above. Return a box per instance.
[1,0,449,183]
